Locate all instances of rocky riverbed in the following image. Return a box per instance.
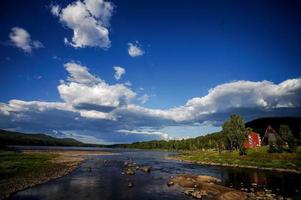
[8,148,301,200]
[166,174,293,200]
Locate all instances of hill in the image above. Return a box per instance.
[245,117,301,138]
[0,129,85,147]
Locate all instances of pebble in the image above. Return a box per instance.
[167,181,174,187]
[127,182,134,188]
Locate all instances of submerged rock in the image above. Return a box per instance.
[141,166,151,173]
[167,181,174,187]
[126,170,135,175]
[86,167,92,172]
[128,182,134,188]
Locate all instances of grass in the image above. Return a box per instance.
[0,150,59,180]
[0,150,77,199]
[173,146,301,171]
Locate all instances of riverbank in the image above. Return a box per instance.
[0,149,112,200]
[168,147,301,174]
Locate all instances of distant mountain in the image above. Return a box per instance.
[0,129,85,146]
[245,117,301,138]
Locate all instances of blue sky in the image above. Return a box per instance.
[0,0,301,144]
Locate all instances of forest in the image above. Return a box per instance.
[116,116,301,152]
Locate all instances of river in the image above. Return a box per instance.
[10,147,301,200]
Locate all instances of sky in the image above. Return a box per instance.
[0,0,301,144]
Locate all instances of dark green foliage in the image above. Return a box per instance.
[0,129,84,146]
[0,150,57,180]
[222,115,247,155]
[114,131,225,151]
[267,142,283,153]
[279,125,297,152]
[116,116,301,153]
[279,125,293,142]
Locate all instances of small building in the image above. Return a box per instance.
[243,131,261,148]
[263,125,279,145]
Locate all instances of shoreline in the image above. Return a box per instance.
[0,150,113,200]
[167,156,301,174]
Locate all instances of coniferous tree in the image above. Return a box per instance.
[279,124,296,152]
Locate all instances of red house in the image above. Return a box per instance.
[243,131,261,149]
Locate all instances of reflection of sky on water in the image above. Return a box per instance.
[11,149,301,200]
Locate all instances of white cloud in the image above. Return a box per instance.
[52,55,61,60]
[64,37,69,45]
[9,27,44,53]
[117,78,301,123]
[50,4,61,16]
[124,81,132,86]
[128,41,144,57]
[58,62,136,110]
[113,66,125,80]
[63,62,102,85]
[137,94,150,104]
[117,129,168,140]
[183,79,301,120]
[0,100,72,114]
[0,61,300,143]
[51,0,114,48]
[84,0,114,26]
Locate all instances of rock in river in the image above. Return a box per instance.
[170,174,247,200]
[167,181,174,187]
[128,182,134,188]
[141,166,151,173]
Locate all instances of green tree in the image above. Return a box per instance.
[279,124,296,152]
[222,115,247,155]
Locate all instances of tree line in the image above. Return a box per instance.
[118,115,301,154]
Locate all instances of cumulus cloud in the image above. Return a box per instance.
[137,94,150,104]
[9,27,44,53]
[58,62,136,112]
[50,4,61,16]
[0,62,300,143]
[128,41,144,57]
[63,62,102,85]
[113,66,125,80]
[117,129,168,140]
[51,0,114,48]
[182,79,301,121]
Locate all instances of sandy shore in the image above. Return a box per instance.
[0,150,114,200]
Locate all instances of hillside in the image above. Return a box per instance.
[245,117,301,138]
[0,129,85,147]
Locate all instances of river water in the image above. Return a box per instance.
[10,147,301,200]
